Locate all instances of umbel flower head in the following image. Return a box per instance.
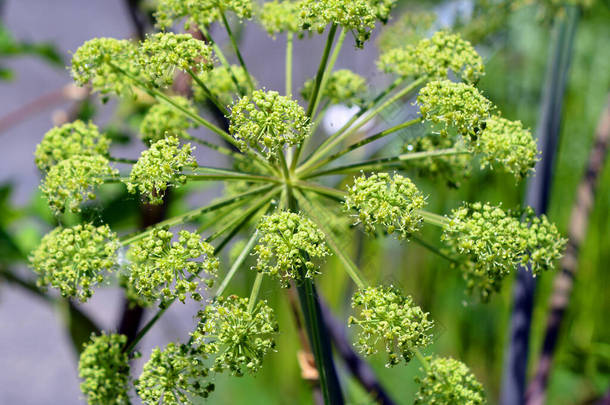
[193,65,254,107]
[442,202,566,300]
[402,134,471,188]
[78,333,130,405]
[192,295,278,376]
[473,115,540,179]
[125,136,197,205]
[126,227,218,303]
[137,33,214,88]
[414,356,487,405]
[30,223,119,302]
[254,210,329,286]
[35,120,110,172]
[301,69,367,107]
[378,31,484,84]
[418,80,493,138]
[155,0,253,30]
[136,342,214,405]
[41,154,117,213]
[258,0,304,37]
[345,172,427,240]
[139,97,197,145]
[71,37,140,98]
[349,285,434,366]
[229,90,310,158]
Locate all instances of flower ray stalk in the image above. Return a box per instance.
[220,10,255,91]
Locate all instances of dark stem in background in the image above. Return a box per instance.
[500,5,580,405]
[319,299,397,405]
[123,0,152,40]
[525,97,610,405]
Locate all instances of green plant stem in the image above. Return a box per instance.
[310,101,330,136]
[411,236,458,264]
[311,28,346,121]
[414,348,430,371]
[417,210,449,228]
[247,272,264,312]
[199,25,247,96]
[185,170,281,184]
[301,77,426,172]
[304,147,466,178]
[180,132,245,162]
[291,24,338,171]
[285,32,293,98]
[299,117,422,176]
[120,184,273,245]
[296,191,367,289]
[216,230,259,296]
[188,70,230,115]
[293,180,345,202]
[108,156,137,165]
[220,10,255,91]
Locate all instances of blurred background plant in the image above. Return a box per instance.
[0,0,609,404]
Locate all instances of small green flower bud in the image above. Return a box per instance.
[35,121,110,172]
[139,97,197,145]
[192,295,278,376]
[127,227,219,303]
[378,31,484,84]
[30,223,119,302]
[78,333,130,405]
[345,172,426,240]
[229,90,310,158]
[348,285,434,367]
[301,69,367,107]
[415,356,487,405]
[137,33,214,88]
[71,37,140,98]
[155,0,253,30]
[474,115,540,179]
[402,135,471,188]
[193,65,255,107]
[442,203,566,300]
[125,136,197,205]
[258,0,304,36]
[41,155,117,213]
[418,80,493,138]
[299,0,378,48]
[254,210,329,286]
[136,342,214,405]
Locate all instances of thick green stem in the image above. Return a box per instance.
[417,210,449,228]
[220,10,255,91]
[285,33,294,98]
[216,230,259,297]
[247,272,264,312]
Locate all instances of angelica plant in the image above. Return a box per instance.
[29,1,568,403]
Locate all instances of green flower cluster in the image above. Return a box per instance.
[254,210,329,286]
[125,136,196,205]
[193,65,254,107]
[229,90,310,158]
[41,155,117,213]
[258,0,304,36]
[402,135,471,188]
[474,115,540,179]
[414,356,487,405]
[377,10,437,52]
[78,333,130,405]
[71,38,139,98]
[345,172,426,240]
[30,223,118,302]
[155,0,253,30]
[126,227,218,303]
[192,295,278,376]
[442,202,566,300]
[136,342,215,405]
[138,33,214,88]
[139,97,197,145]
[302,69,367,107]
[299,0,378,48]
[369,0,399,23]
[349,285,434,366]
[418,80,492,138]
[35,121,110,172]
[378,31,484,84]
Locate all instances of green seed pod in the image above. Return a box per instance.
[254,210,329,286]
[30,223,119,302]
[78,333,130,405]
[192,295,278,376]
[349,285,434,367]
[125,136,197,205]
[126,227,218,303]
